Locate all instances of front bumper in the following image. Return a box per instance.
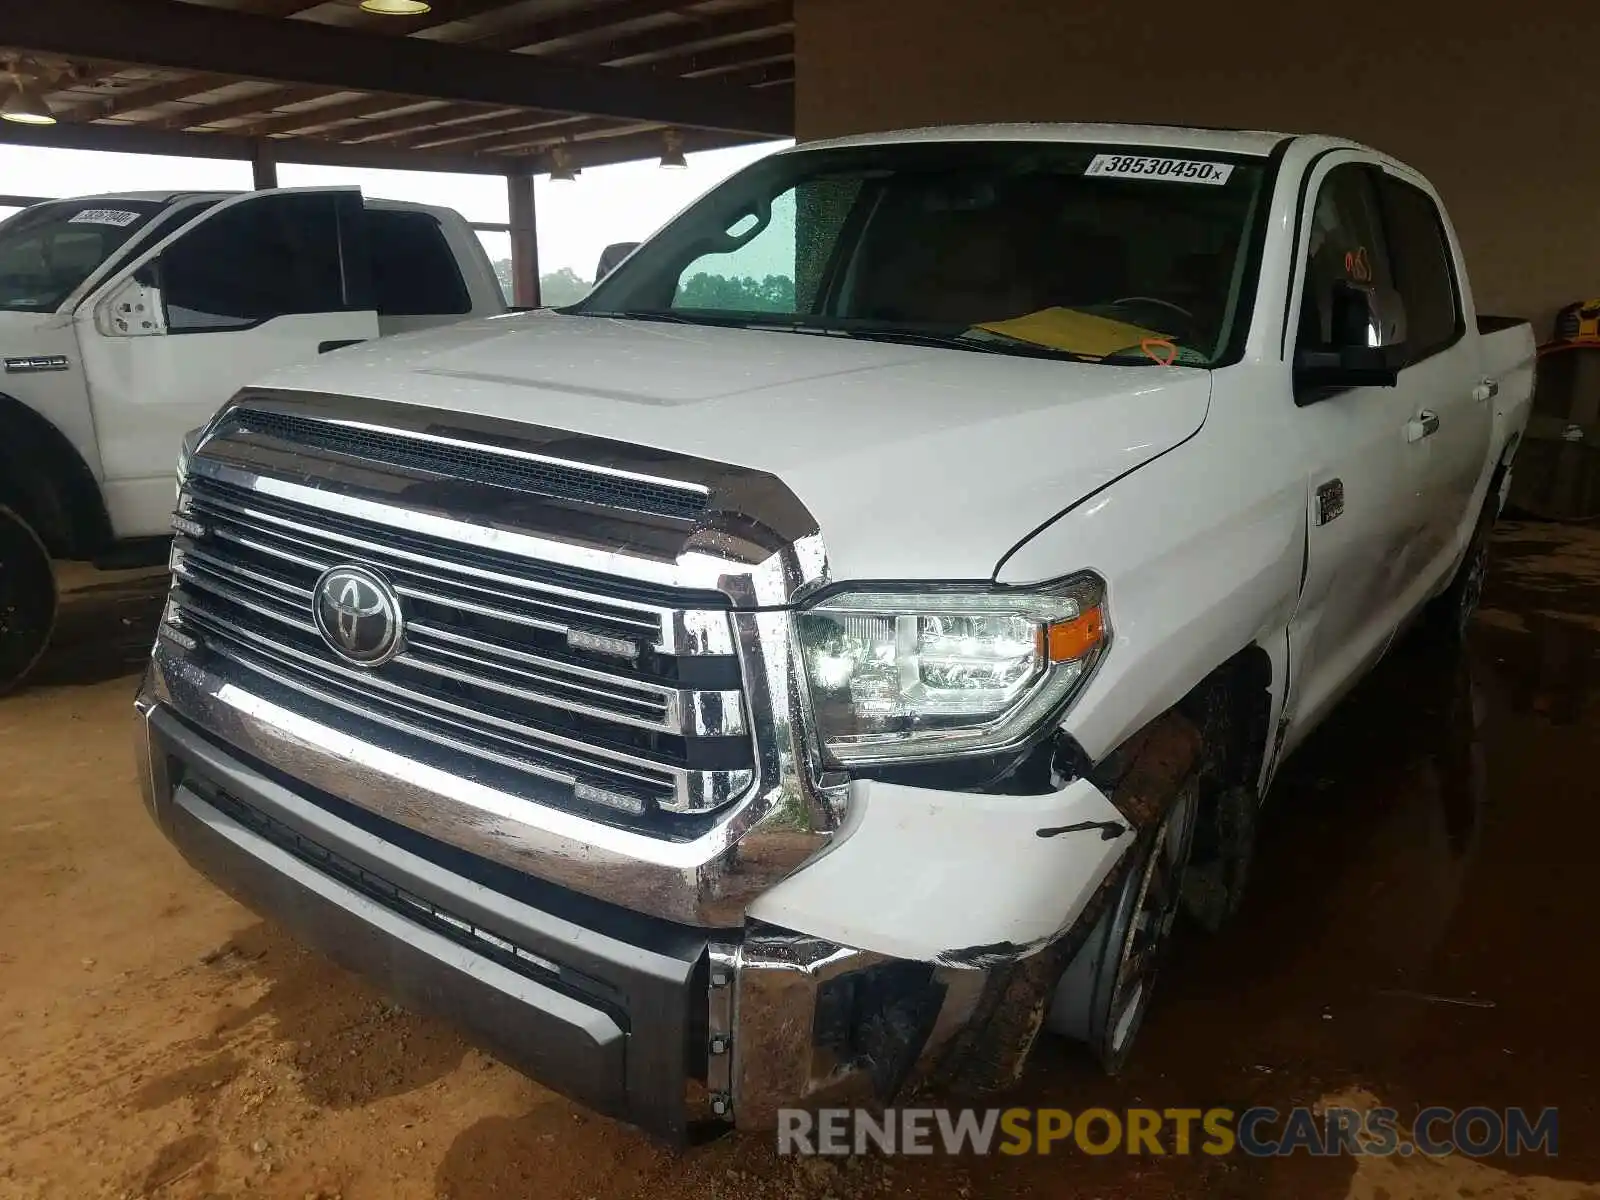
[138,699,710,1137]
[136,670,1136,1138]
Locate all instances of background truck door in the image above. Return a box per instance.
[1370,169,1490,584]
[75,188,378,536]
[1281,158,1434,753]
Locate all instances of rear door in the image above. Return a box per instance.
[75,188,377,530]
[1372,170,1489,583]
[1282,158,1435,748]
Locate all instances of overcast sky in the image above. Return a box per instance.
[0,139,789,280]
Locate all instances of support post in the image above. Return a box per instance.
[251,140,277,190]
[507,170,540,309]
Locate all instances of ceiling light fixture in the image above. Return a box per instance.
[2,60,55,126]
[659,129,688,170]
[358,0,432,14]
[548,143,578,183]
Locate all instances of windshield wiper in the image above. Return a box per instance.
[578,309,759,327]
[847,328,1103,362]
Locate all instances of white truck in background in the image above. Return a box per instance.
[135,125,1534,1140]
[0,187,505,689]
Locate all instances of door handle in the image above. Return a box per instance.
[1472,378,1500,403]
[1406,410,1442,443]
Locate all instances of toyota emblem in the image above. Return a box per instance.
[312,564,404,666]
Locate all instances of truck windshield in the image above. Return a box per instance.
[578,141,1271,366]
[0,200,166,314]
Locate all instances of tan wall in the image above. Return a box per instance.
[795,0,1598,332]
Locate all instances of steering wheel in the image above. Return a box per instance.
[1111,296,1196,333]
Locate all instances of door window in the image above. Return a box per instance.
[1296,164,1399,352]
[1375,176,1462,362]
[158,193,356,332]
[366,208,471,316]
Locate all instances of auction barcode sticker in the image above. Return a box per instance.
[68,209,142,227]
[1084,155,1234,185]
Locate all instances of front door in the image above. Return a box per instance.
[75,188,379,536]
[1282,158,1434,752]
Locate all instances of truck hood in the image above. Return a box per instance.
[258,311,1212,581]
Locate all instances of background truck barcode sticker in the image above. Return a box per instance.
[67,209,142,227]
[1084,155,1234,185]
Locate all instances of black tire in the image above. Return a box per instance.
[0,505,57,695]
[1044,777,1199,1073]
[1426,502,1495,644]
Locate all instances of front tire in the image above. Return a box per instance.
[1045,776,1199,1073]
[0,506,57,695]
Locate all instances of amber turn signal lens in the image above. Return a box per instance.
[1046,606,1106,663]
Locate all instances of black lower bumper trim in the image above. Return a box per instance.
[144,706,707,1140]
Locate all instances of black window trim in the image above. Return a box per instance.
[159,192,371,337]
[1371,167,1466,368]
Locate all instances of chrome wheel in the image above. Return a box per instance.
[1101,781,1197,1058]
[1046,777,1199,1071]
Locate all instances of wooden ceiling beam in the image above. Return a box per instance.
[672,35,792,77]
[166,84,336,131]
[0,109,533,174]
[528,125,762,170]
[73,72,238,119]
[465,118,665,156]
[467,1,699,52]
[709,60,795,90]
[0,0,792,135]
[559,3,792,67]
[333,104,531,144]
[234,95,448,138]
[372,110,591,151]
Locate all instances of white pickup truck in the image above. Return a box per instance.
[133,124,1533,1140]
[0,187,505,688]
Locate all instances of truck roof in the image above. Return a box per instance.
[797,122,1296,157]
[41,190,221,204]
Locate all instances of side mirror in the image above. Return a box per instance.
[93,271,166,338]
[595,241,640,281]
[1294,280,1405,396]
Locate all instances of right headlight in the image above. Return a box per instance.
[794,573,1109,766]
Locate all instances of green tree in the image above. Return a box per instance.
[491,259,593,307]
[674,273,796,313]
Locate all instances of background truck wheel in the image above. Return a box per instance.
[1045,776,1199,1073]
[1426,502,1495,644]
[0,506,57,695]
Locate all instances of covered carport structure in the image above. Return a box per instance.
[0,0,794,305]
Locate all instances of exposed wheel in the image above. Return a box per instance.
[0,506,57,695]
[1045,776,1199,1072]
[1427,502,1494,644]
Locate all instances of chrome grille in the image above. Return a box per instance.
[168,472,753,825]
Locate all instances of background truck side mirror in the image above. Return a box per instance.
[93,271,166,338]
[595,241,640,281]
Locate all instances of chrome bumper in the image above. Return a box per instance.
[136,673,1086,1135]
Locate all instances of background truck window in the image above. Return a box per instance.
[366,208,471,317]
[160,194,348,332]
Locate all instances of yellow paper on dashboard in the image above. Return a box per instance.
[972,307,1162,359]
